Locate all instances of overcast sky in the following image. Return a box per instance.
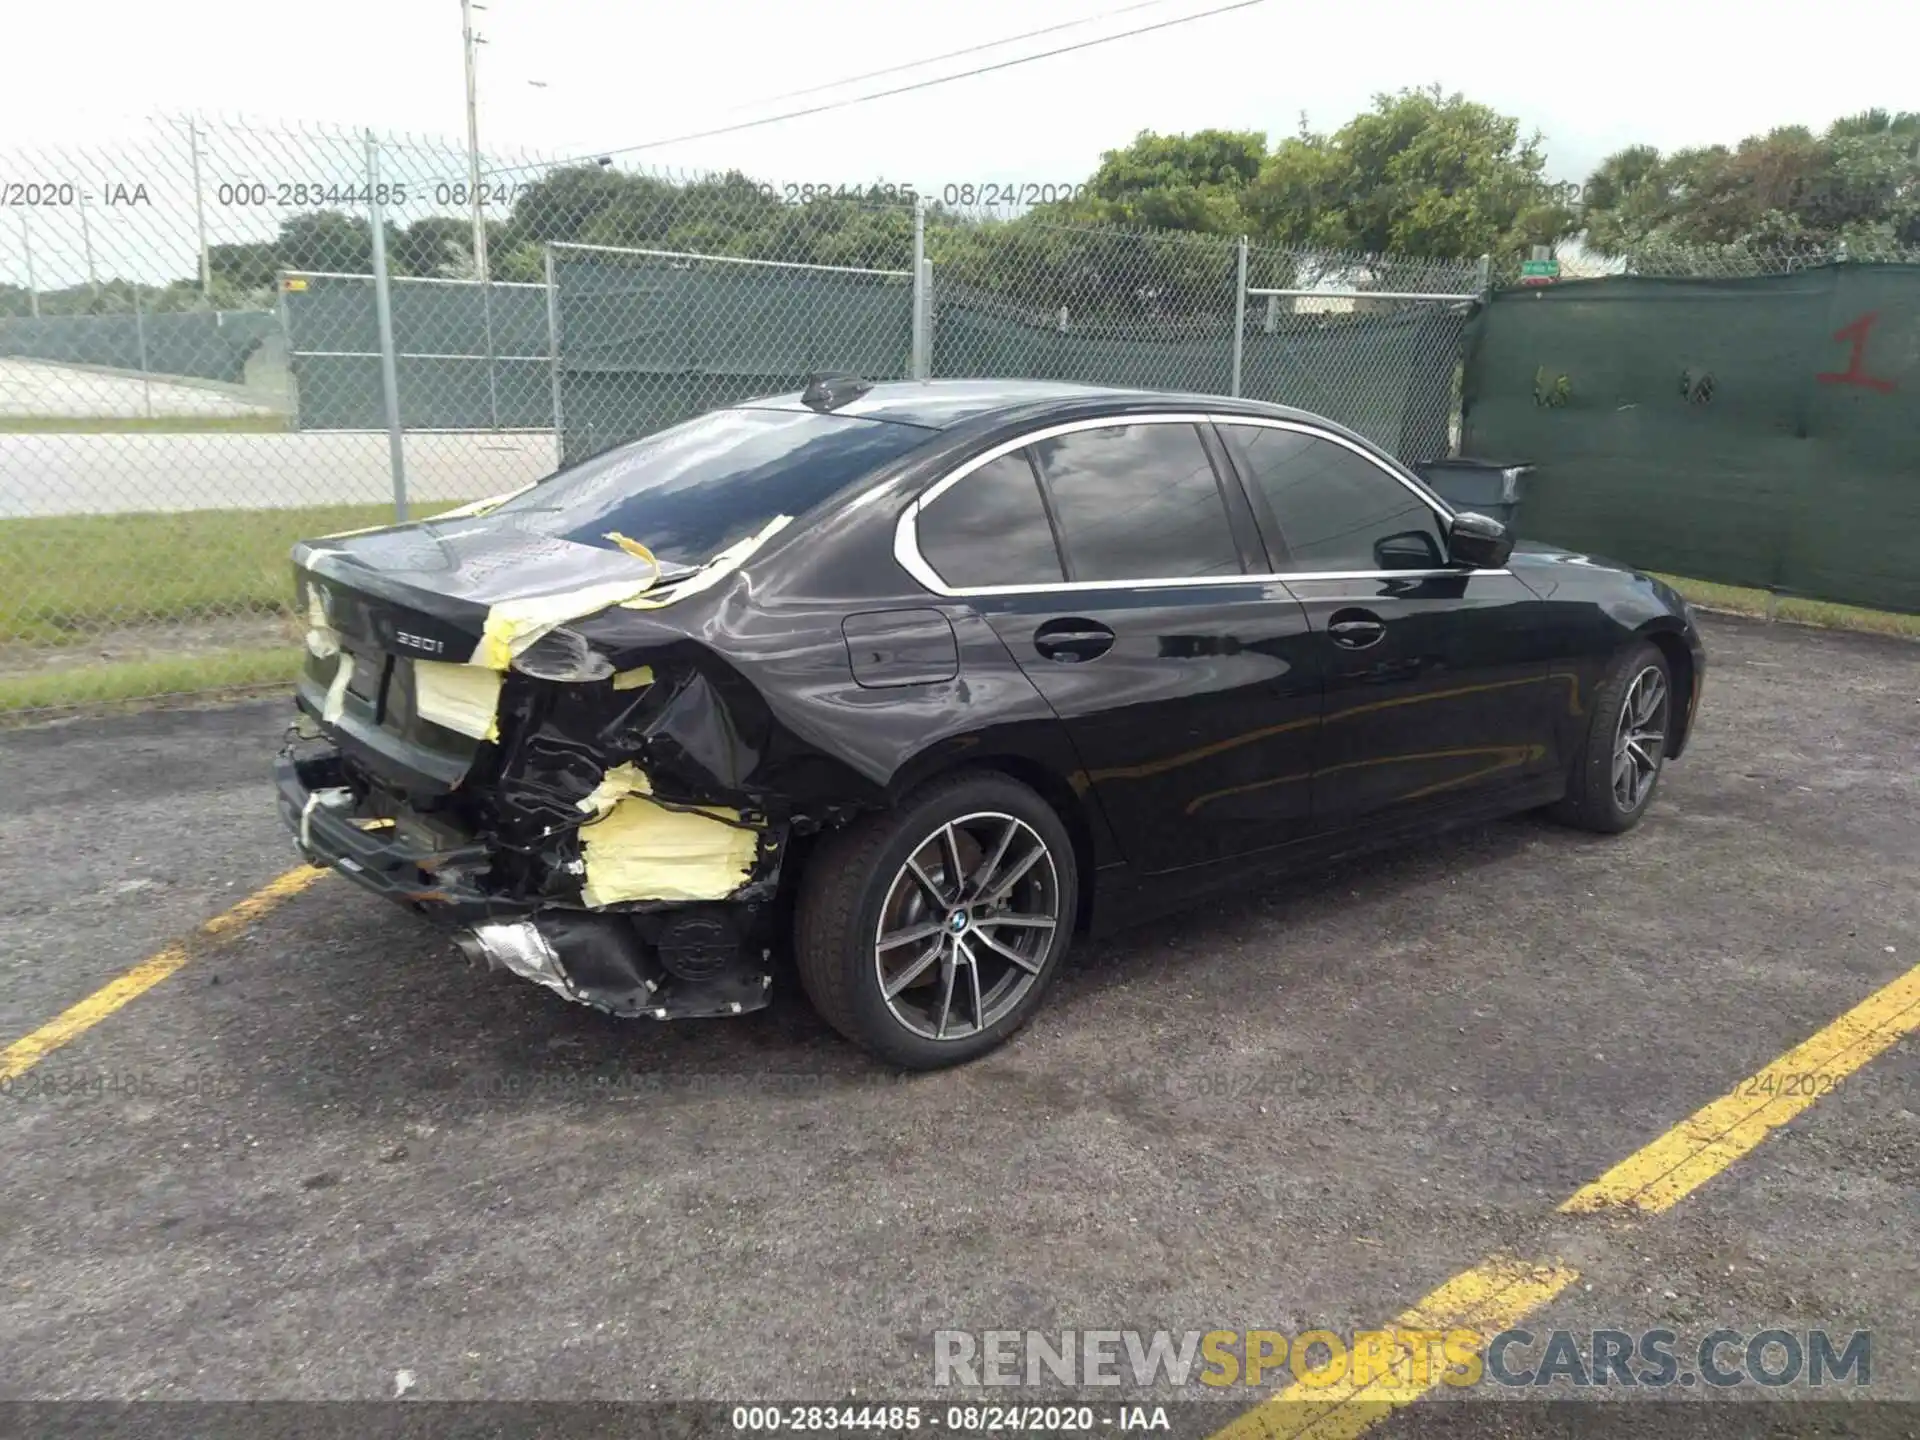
[2,0,1910,285]
[10,0,1910,176]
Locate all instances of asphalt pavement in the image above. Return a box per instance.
[0,614,1914,1437]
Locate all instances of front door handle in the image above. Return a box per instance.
[1328,608,1386,650]
[1033,617,1115,663]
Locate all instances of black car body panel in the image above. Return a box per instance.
[278,380,1704,1020]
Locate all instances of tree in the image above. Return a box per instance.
[208,239,280,293]
[504,165,664,247]
[1580,113,1920,255]
[391,216,479,278]
[276,211,373,274]
[1242,87,1577,258]
[1056,129,1266,233]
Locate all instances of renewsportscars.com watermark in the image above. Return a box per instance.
[932,1328,1872,1390]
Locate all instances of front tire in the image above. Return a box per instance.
[795,773,1077,1069]
[1550,640,1672,834]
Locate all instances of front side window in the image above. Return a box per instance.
[917,450,1065,589]
[1030,423,1241,583]
[1222,425,1446,572]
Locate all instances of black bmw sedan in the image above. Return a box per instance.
[278,377,1705,1068]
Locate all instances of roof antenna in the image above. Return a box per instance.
[800,373,873,412]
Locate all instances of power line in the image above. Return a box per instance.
[488,0,1270,177]
[759,0,1193,104]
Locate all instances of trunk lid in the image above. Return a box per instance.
[293,513,668,793]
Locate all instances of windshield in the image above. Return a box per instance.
[487,407,931,568]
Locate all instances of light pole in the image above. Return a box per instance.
[461,0,490,283]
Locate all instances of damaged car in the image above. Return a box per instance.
[278,376,1705,1069]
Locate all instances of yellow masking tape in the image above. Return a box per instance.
[412,660,504,742]
[475,575,663,671]
[612,665,655,692]
[579,794,758,906]
[576,761,653,819]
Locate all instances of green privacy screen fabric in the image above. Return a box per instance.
[1463,266,1920,615]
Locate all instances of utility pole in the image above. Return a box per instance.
[461,0,490,283]
[186,117,212,302]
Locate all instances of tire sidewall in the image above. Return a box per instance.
[839,775,1078,1069]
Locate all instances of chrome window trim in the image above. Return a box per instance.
[894,411,1490,598]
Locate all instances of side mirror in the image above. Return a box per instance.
[1447,511,1514,569]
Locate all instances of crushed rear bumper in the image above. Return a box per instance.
[275,742,774,1020]
[275,746,505,922]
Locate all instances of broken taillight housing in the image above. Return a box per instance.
[510,627,614,683]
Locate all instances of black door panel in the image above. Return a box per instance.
[1285,573,1554,828]
[972,586,1321,871]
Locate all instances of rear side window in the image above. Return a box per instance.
[1222,424,1446,573]
[1030,423,1241,583]
[487,408,929,568]
[918,451,1065,588]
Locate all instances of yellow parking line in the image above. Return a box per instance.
[1213,961,1920,1440]
[0,865,327,1084]
[1562,961,1920,1215]
[1213,1257,1579,1440]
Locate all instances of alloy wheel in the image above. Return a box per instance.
[1612,665,1668,812]
[872,812,1060,1041]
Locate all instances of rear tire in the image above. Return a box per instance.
[795,772,1077,1069]
[1550,640,1672,834]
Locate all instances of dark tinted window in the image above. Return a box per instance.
[918,451,1064,588]
[1031,423,1240,582]
[1224,425,1446,572]
[487,408,928,568]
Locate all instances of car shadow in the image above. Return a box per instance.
[205,813,1556,1119]
[1048,811,1554,1018]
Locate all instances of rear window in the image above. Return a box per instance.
[487,408,929,567]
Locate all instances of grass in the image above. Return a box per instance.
[0,412,293,434]
[2,503,1912,719]
[0,500,460,646]
[1654,574,1920,640]
[0,646,301,716]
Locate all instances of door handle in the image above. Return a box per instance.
[1033,617,1115,663]
[1327,608,1386,650]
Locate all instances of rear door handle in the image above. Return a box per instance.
[1327,609,1386,650]
[1033,617,1115,663]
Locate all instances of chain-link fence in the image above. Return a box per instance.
[0,113,1482,718]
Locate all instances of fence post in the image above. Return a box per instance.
[910,197,929,380]
[1475,253,1491,296]
[79,202,99,303]
[132,291,153,419]
[274,269,298,423]
[481,277,501,429]
[1230,234,1248,397]
[365,132,410,522]
[544,244,567,464]
[19,215,39,318]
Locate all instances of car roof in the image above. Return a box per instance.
[733,378,1331,432]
